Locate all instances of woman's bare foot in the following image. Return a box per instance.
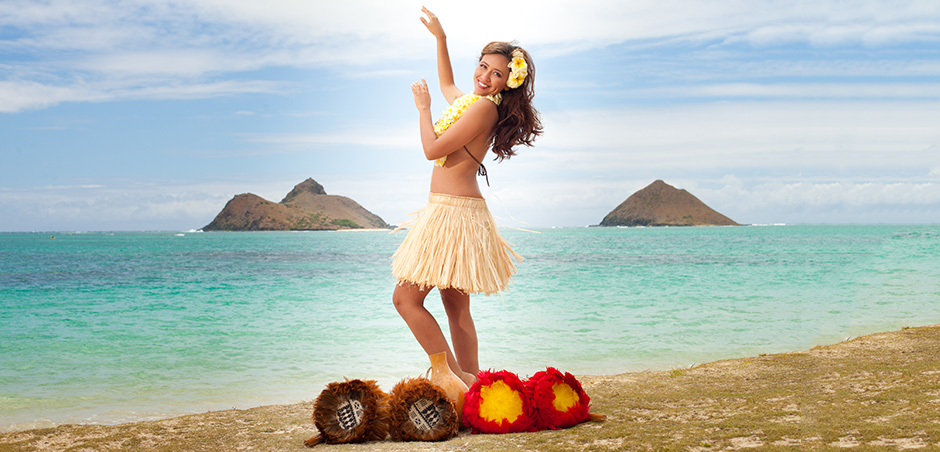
[458,370,478,388]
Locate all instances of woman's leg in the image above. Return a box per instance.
[393,282,474,385]
[440,288,479,381]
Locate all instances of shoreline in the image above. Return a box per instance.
[3,324,939,451]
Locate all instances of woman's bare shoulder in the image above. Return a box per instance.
[465,96,498,117]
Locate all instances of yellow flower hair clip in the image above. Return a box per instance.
[506,49,528,89]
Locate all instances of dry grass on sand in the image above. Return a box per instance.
[3,325,940,451]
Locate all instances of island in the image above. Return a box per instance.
[203,178,390,231]
[600,180,738,227]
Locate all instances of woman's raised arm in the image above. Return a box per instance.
[420,7,463,103]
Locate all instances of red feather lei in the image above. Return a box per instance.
[525,367,591,430]
[462,370,535,434]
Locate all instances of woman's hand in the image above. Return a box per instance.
[420,6,445,39]
[412,79,431,111]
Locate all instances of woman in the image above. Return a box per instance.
[392,6,542,388]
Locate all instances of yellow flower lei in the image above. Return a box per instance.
[506,49,528,89]
[433,93,501,166]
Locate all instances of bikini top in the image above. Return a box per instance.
[433,93,502,186]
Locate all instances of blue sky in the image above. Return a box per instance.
[2,0,939,231]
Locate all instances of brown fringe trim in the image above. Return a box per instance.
[388,377,459,442]
[304,379,390,447]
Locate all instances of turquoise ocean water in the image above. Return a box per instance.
[1,225,939,431]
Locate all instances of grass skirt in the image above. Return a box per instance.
[392,193,521,295]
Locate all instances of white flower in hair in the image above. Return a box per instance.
[506,49,528,89]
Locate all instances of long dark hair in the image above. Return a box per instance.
[480,41,542,161]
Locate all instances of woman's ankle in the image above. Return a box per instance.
[459,370,478,387]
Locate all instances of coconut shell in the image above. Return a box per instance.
[388,377,459,442]
[304,379,390,447]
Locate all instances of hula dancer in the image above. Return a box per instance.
[392,7,542,390]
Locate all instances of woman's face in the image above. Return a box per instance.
[473,53,511,97]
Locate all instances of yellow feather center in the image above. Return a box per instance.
[478,380,524,423]
[552,383,579,412]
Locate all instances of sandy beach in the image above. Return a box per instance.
[3,324,939,451]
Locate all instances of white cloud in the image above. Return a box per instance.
[0,80,94,112]
[6,1,940,69]
[626,83,940,99]
[456,176,940,227]
[110,79,286,100]
[2,0,939,112]
[0,0,118,27]
[693,180,940,224]
[0,179,298,231]
[236,126,416,151]
[3,1,939,229]
[740,22,940,48]
[72,50,252,77]
[535,101,940,169]
[2,170,936,232]
[438,99,940,225]
[0,78,286,113]
[713,181,940,207]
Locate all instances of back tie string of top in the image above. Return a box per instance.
[463,146,489,187]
